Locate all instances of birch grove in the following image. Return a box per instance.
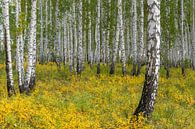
[0,0,195,123]
[0,0,193,87]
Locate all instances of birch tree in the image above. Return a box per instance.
[16,0,24,92]
[101,1,106,64]
[77,0,83,74]
[137,0,144,75]
[63,14,67,66]
[96,0,101,74]
[73,2,77,70]
[44,0,48,62]
[134,0,161,117]
[69,10,74,72]
[40,0,44,64]
[192,0,195,70]
[55,0,61,68]
[88,0,92,66]
[118,0,126,75]
[2,0,16,96]
[22,0,37,93]
[110,2,119,75]
[106,0,111,64]
[131,0,138,76]
[181,0,185,76]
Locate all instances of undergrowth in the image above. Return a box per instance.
[0,63,194,128]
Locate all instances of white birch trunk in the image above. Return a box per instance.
[88,0,92,65]
[73,2,78,70]
[77,0,83,74]
[69,12,74,72]
[132,0,138,75]
[102,30,106,64]
[192,0,195,69]
[100,1,106,64]
[67,19,70,64]
[134,0,161,117]
[40,0,44,63]
[24,0,28,42]
[96,0,101,74]
[16,0,24,92]
[110,4,120,74]
[181,0,185,76]
[44,0,48,62]
[137,0,144,75]
[106,31,110,64]
[118,0,126,75]
[126,27,130,60]
[54,0,61,68]
[23,0,37,93]
[63,15,67,66]
[106,0,111,64]
[3,0,16,96]
[83,24,87,63]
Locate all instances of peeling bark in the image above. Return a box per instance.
[134,0,161,117]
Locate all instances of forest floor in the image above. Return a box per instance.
[0,63,194,129]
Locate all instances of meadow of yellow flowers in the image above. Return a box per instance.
[0,63,194,128]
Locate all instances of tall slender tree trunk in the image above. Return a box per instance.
[96,0,101,75]
[134,0,161,117]
[164,0,170,79]
[101,1,106,65]
[181,0,185,77]
[110,2,119,75]
[126,27,130,61]
[24,0,28,43]
[192,0,195,70]
[173,0,179,67]
[44,0,48,63]
[137,0,144,76]
[77,0,83,74]
[48,0,52,62]
[73,2,78,71]
[30,26,37,90]
[2,0,16,97]
[22,0,37,94]
[16,0,24,93]
[131,0,138,76]
[67,17,72,71]
[106,0,111,65]
[83,23,87,64]
[63,14,67,66]
[106,31,110,64]
[118,0,126,75]
[88,0,92,66]
[69,11,74,72]
[40,0,44,64]
[54,0,61,69]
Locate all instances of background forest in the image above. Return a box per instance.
[0,0,194,128]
